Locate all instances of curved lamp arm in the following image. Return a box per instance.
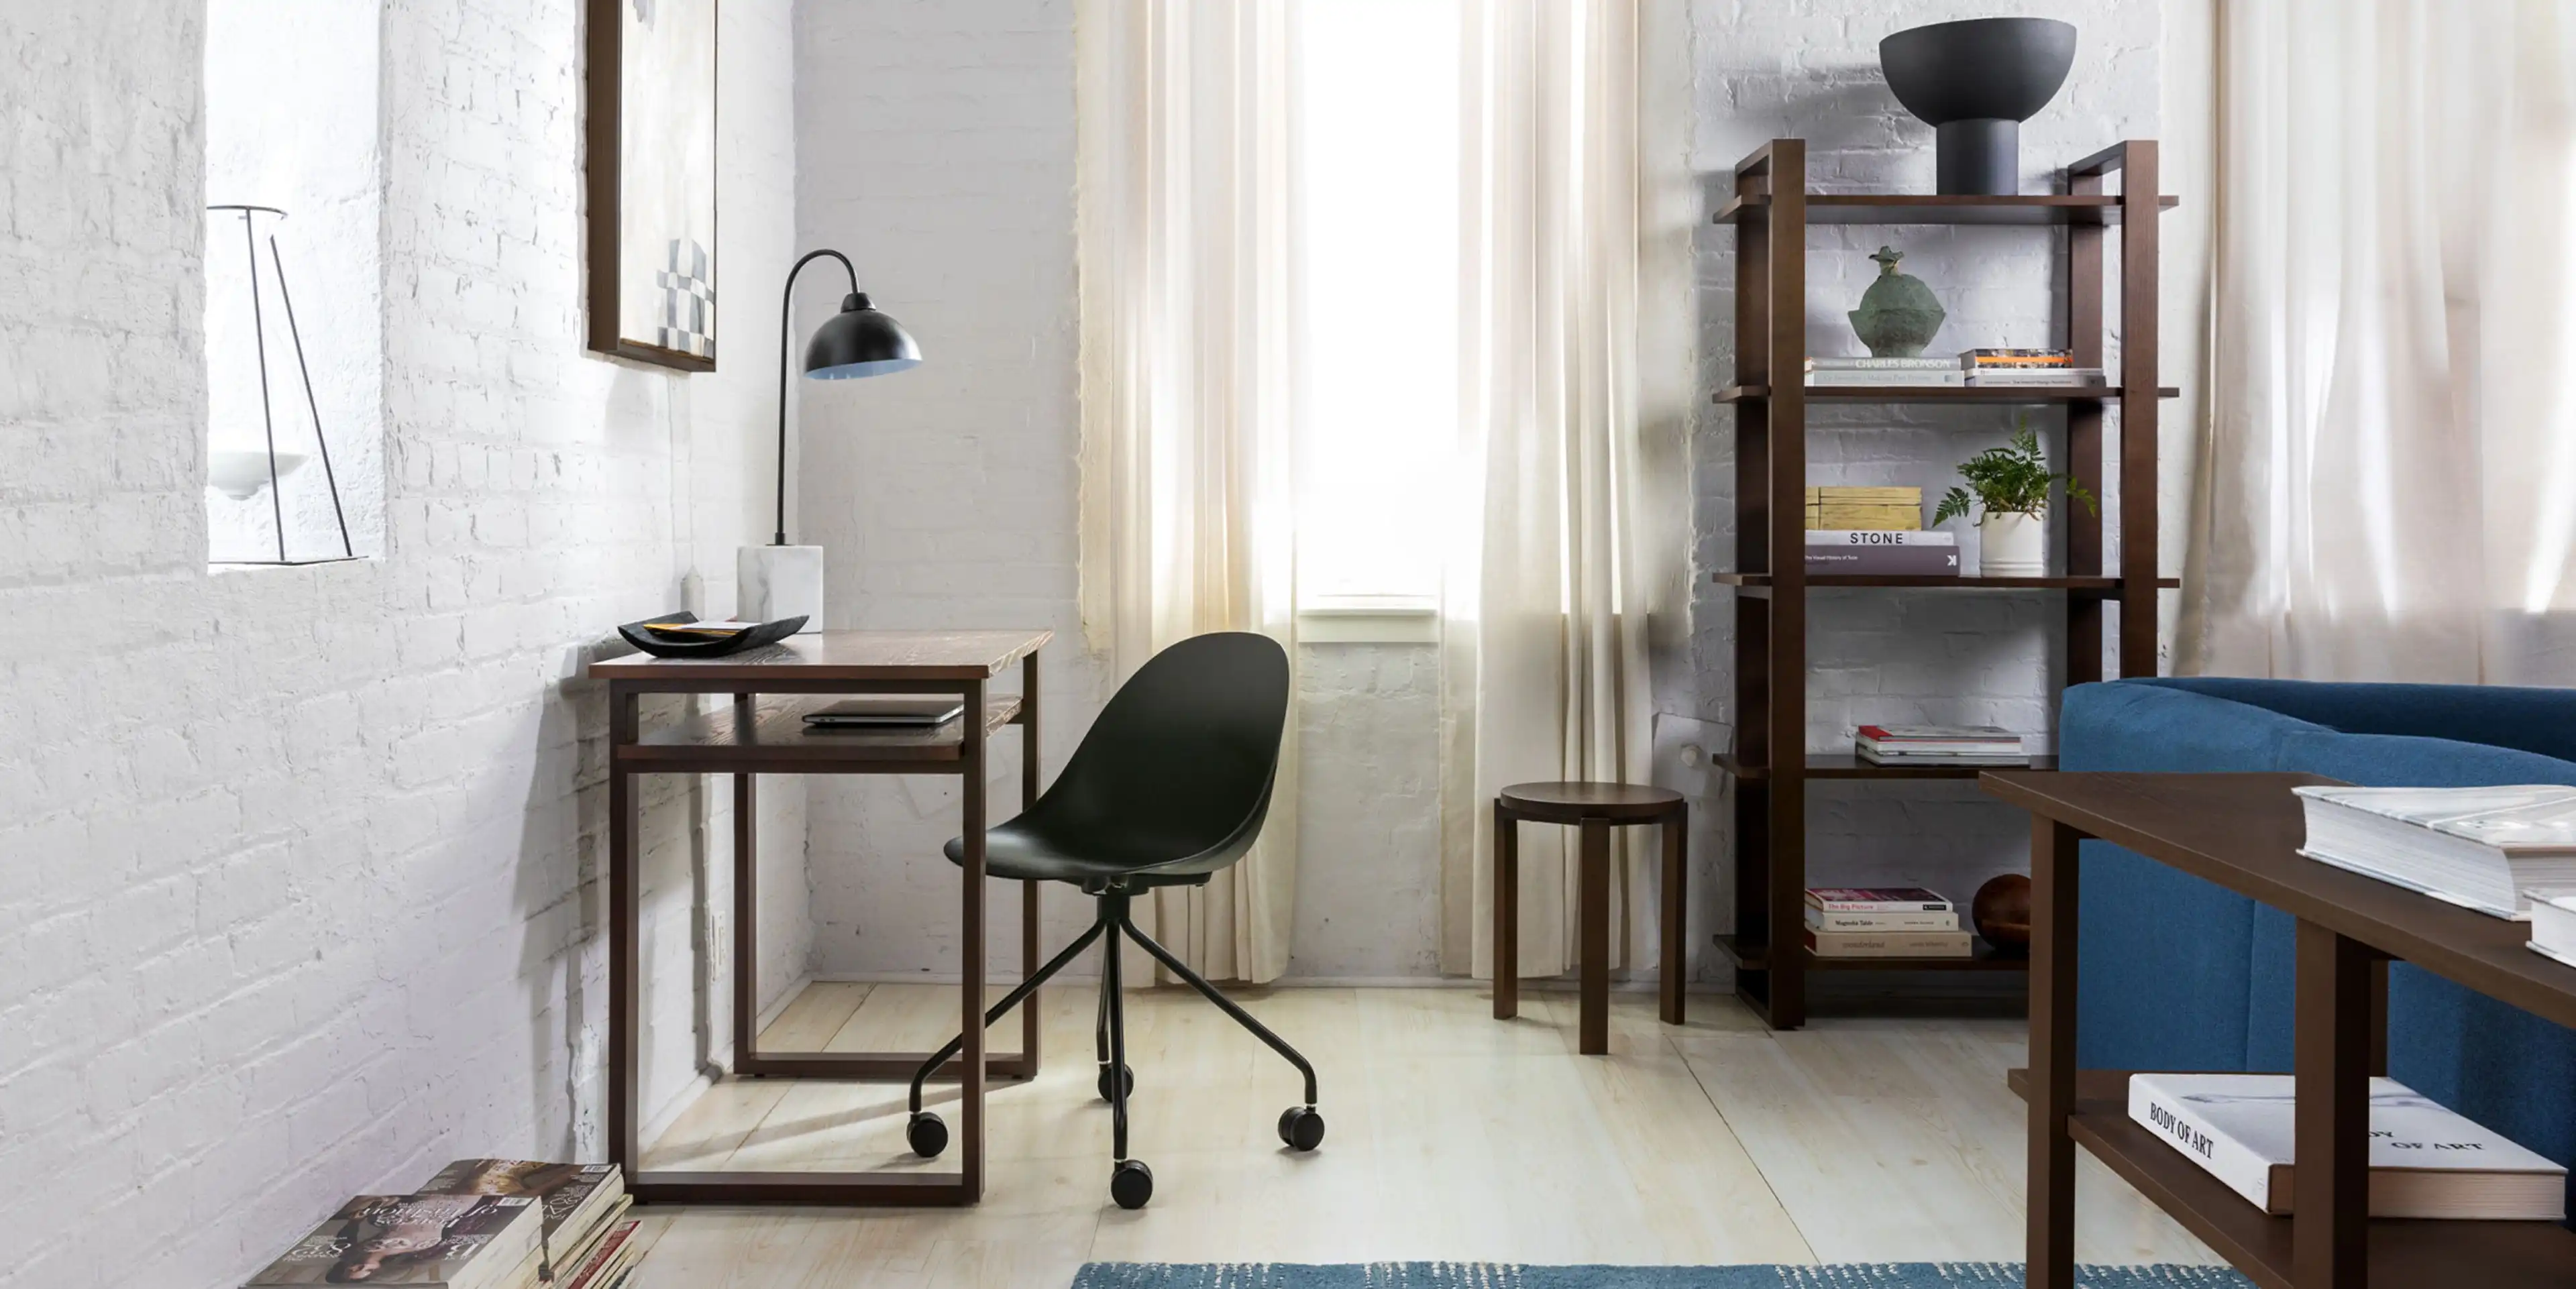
[775,248,861,545]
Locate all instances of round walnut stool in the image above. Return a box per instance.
[1492,781,1687,1054]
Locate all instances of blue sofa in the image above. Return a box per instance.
[2059,676,2576,1220]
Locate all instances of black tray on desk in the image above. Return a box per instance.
[616,611,808,659]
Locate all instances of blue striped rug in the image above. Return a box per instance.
[1073,1266,2251,1288]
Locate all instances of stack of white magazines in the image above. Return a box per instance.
[2129,1072,2566,1219]
[2292,784,2576,919]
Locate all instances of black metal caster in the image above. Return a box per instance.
[906,1111,949,1159]
[1096,1062,1135,1103]
[1110,1159,1155,1210]
[1277,1105,1326,1152]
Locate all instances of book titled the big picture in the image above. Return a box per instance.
[2129,1072,2566,1220]
[245,1194,541,1288]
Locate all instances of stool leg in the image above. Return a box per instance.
[1579,817,1610,1054]
[1660,801,1687,1025]
[1494,801,1519,1020]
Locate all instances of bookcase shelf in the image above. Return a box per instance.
[1715,384,2180,404]
[1715,933,2032,973]
[1713,192,2182,226]
[1719,752,2061,781]
[1714,138,2174,1030]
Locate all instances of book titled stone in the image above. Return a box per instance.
[2295,784,2576,918]
[245,1194,541,1288]
[2129,1072,2566,1219]
[1803,537,1957,573]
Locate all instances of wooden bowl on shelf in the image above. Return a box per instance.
[1973,873,2033,954]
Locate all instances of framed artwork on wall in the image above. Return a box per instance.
[586,0,718,372]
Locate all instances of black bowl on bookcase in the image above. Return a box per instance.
[616,610,808,659]
[1880,17,2078,194]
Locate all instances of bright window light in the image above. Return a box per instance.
[1291,0,1460,608]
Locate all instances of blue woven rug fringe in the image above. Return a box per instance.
[1073,1265,2254,1288]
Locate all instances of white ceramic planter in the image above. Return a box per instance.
[739,544,825,633]
[1978,510,2045,577]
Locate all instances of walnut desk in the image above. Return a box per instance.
[590,628,1051,1206]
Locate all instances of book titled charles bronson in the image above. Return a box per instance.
[1805,529,1959,575]
[2129,1072,2565,1220]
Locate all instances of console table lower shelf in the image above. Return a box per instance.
[2002,1068,2576,1289]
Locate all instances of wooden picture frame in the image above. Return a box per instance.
[585,0,720,372]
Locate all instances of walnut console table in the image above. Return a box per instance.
[1983,771,2576,1289]
[590,628,1051,1206]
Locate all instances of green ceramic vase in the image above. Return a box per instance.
[1847,246,1947,357]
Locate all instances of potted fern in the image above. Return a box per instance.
[1932,421,2096,577]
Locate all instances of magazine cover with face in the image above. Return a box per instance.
[246,1193,538,1286]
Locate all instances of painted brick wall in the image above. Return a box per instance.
[0,3,804,1285]
[1681,0,2167,926]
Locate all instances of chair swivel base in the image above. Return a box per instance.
[899,886,1323,1209]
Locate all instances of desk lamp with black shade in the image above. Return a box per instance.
[740,249,922,632]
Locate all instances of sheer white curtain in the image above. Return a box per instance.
[2180,0,2576,682]
[1075,0,1301,982]
[1437,0,1662,980]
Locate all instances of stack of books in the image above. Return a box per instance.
[2292,784,2576,919]
[2129,1072,2565,1219]
[1804,485,1922,530]
[1804,529,1957,575]
[1803,887,1973,958]
[1854,724,2030,767]
[1960,347,2107,387]
[2530,893,2576,969]
[244,1161,637,1289]
[1804,356,1963,387]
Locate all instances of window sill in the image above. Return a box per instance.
[1297,598,1438,644]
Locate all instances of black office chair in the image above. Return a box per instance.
[900,630,1321,1210]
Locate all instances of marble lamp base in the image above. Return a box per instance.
[739,545,824,634]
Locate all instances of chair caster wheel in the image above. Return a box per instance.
[906,1111,949,1159]
[1110,1159,1155,1210]
[1277,1105,1326,1152]
[1096,1062,1135,1103]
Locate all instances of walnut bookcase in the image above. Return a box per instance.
[1711,139,2178,1029]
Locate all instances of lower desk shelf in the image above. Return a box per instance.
[2005,1068,2576,1289]
[1715,933,2030,973]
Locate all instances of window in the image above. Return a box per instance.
[203,0,383,565]
[1290,0,1460,610]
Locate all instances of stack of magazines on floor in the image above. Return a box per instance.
[2292,784,2576,924]
[1854,724,2030,767]
[244,1160,637,1288]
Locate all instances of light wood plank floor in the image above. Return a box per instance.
[624,982,2218,1288]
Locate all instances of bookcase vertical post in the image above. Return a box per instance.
[2066,169,2108,684]
[2116,143,2160,678]
[1763,142,1808,1030]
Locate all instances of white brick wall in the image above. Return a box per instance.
[0,3,805,1284]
